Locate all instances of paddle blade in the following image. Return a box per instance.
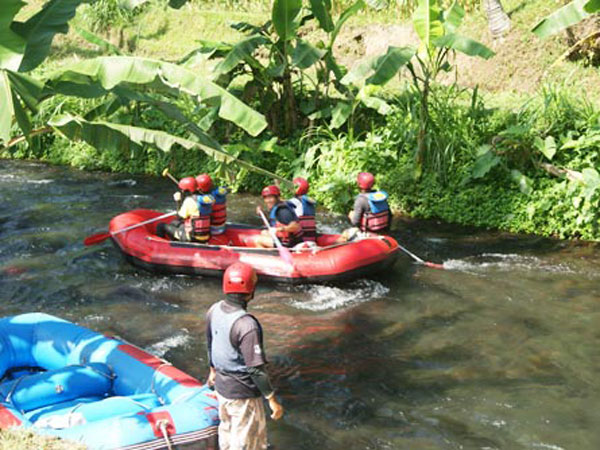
[83,232,111,246]
[278,246,294,266]
[424,261,445,270]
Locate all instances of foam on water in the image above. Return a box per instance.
[0,174,53,184]
[108,179,137,187]
[289,279,390,311]
[145,329,191,357]
[443,253,575,275]
[133,277,186,293]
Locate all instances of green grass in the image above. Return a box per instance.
[0,428,84,450]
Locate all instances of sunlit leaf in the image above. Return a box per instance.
[413,0,444,49]
[342,46,415,86]
[0,0,26,70]
[471,146,500,179]
[49,115,293,186]
[309,0,334,32]
[272,0,302,41]
[434,33,495,59]
[292,39,326,69]
[511,169,533,195]
[330,0,364,48]
[443,1,465,33]
[330,102,352,129]
[0,71,15,144]
[12,0,89,72]
[44,56,267,136]
[214,35,268,75]
[532,0,590,39]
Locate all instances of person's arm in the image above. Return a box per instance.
[349,196,366,226]
[247,365,274,398]
[235,316,284,420]
[205,306,215,385]
[275,208,301,234]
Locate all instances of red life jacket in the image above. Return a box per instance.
[210,186,227,235]
[185,194,214,242]
[288,196,317,242]
[359,191,390,233]
[269,203,303,247]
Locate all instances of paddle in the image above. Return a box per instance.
[257,209,294,266]
[84,211,177,246]
[162,168,179,185]
[397,242,445,269]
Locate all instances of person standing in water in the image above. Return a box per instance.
[206,262,284,449]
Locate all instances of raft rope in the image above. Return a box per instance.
[157,419,174,450]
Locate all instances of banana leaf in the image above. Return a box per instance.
[0,0,26,71]
[12,0,89,72]
[532,0,590,39]
[49,115,293,186]
[44,56,268,136]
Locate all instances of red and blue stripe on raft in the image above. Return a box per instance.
[109,209,400,284]
[0,313,218,449]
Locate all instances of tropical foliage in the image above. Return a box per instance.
[0,0,295,186]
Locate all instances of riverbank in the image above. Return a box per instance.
[3,0,600,241]
[0,428,83,450]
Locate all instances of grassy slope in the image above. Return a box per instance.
[0,428,84,450]
[42,0,600,104]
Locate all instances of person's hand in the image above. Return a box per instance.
[206,367,216,387]
[173,192,182,202]
[276,226,285,233]
[347,210,353,220]
[256,206,263,216]
[268,395,284,420]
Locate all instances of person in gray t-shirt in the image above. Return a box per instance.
[206,262,283,449]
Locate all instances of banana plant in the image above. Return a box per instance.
[409,0,494,175]
[532,0,599,39]
[0,0,292,184]
[187,0,367,136]
[0,0,91,146]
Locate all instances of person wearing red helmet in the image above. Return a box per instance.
[195,173,229,235]
[206,263,284,449]
[287,177,318,243]
[255,184,303,248]
[157,176,214,242]
[338,172,391,242]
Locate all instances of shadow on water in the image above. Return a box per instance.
[2,160,600,450]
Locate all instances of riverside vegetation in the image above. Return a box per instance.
[1,0,600,240]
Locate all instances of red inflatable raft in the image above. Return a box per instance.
[108,209,399,284]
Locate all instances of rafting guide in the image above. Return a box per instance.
[206,262,284,450]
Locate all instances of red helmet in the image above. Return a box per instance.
[261,185,280,197]
[178,177,197,193]
[223,262,257,295]
[293,177,309,196]
[357,172,375,190]
[195,173,213,192]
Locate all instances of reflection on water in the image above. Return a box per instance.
[2,160,600,449]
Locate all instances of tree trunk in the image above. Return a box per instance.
[483,0,511,39]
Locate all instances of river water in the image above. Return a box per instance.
[1,159,600,450]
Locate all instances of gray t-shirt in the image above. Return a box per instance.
[350,194,371,227]
[206,301,267,398]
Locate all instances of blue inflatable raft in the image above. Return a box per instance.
[0,313,218,449]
